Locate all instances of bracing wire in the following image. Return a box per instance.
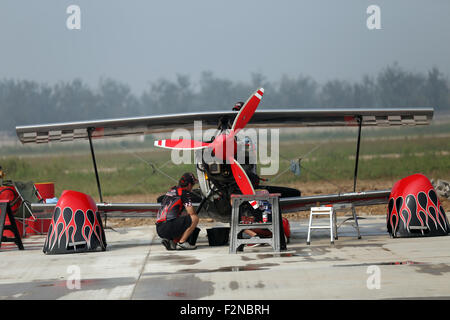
[269,130,347,192]
[115,143,179,195]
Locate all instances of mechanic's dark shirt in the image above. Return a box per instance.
[156,186,193,223]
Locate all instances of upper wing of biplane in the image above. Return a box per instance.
[16,108,433,144]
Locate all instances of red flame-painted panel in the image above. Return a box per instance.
[43,190,107,254]
[388,174,449,238]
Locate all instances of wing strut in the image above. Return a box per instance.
[88,128,104,203]
[353,116,362,192]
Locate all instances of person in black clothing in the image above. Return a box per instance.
[156,173,199,250]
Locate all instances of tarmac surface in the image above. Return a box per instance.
[1,216,450,300]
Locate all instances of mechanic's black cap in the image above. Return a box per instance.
[179,172,198,187]
[232,101,244,111]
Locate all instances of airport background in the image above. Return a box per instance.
[0,0,448,214]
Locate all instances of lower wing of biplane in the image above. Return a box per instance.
[29,189,391,220]
[16,104,433,220]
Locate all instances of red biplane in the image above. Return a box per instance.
[15,88,434,223]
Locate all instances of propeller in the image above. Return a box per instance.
[154,139,210,150]
[154,88,264,208]
[231,88,264,133]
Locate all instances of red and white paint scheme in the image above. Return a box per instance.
[154,139,210,150]
[154,88,265,208]
[388,173,449,238]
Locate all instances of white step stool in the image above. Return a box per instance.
[307,206,337,245]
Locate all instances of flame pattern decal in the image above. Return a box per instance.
[388,188,449,238]
[43,206,106,254]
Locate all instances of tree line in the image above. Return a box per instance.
[0,63,448,137]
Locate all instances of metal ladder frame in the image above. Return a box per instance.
[229,193,284,254]
[333,203,361,240]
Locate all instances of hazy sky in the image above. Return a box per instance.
[0,0,449,94]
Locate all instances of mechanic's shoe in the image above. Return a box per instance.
[176,241,197,250]
[161,238,176,251]
[247,236,265,247]
[247,243,262,248]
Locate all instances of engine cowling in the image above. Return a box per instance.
[388,174,449,238]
